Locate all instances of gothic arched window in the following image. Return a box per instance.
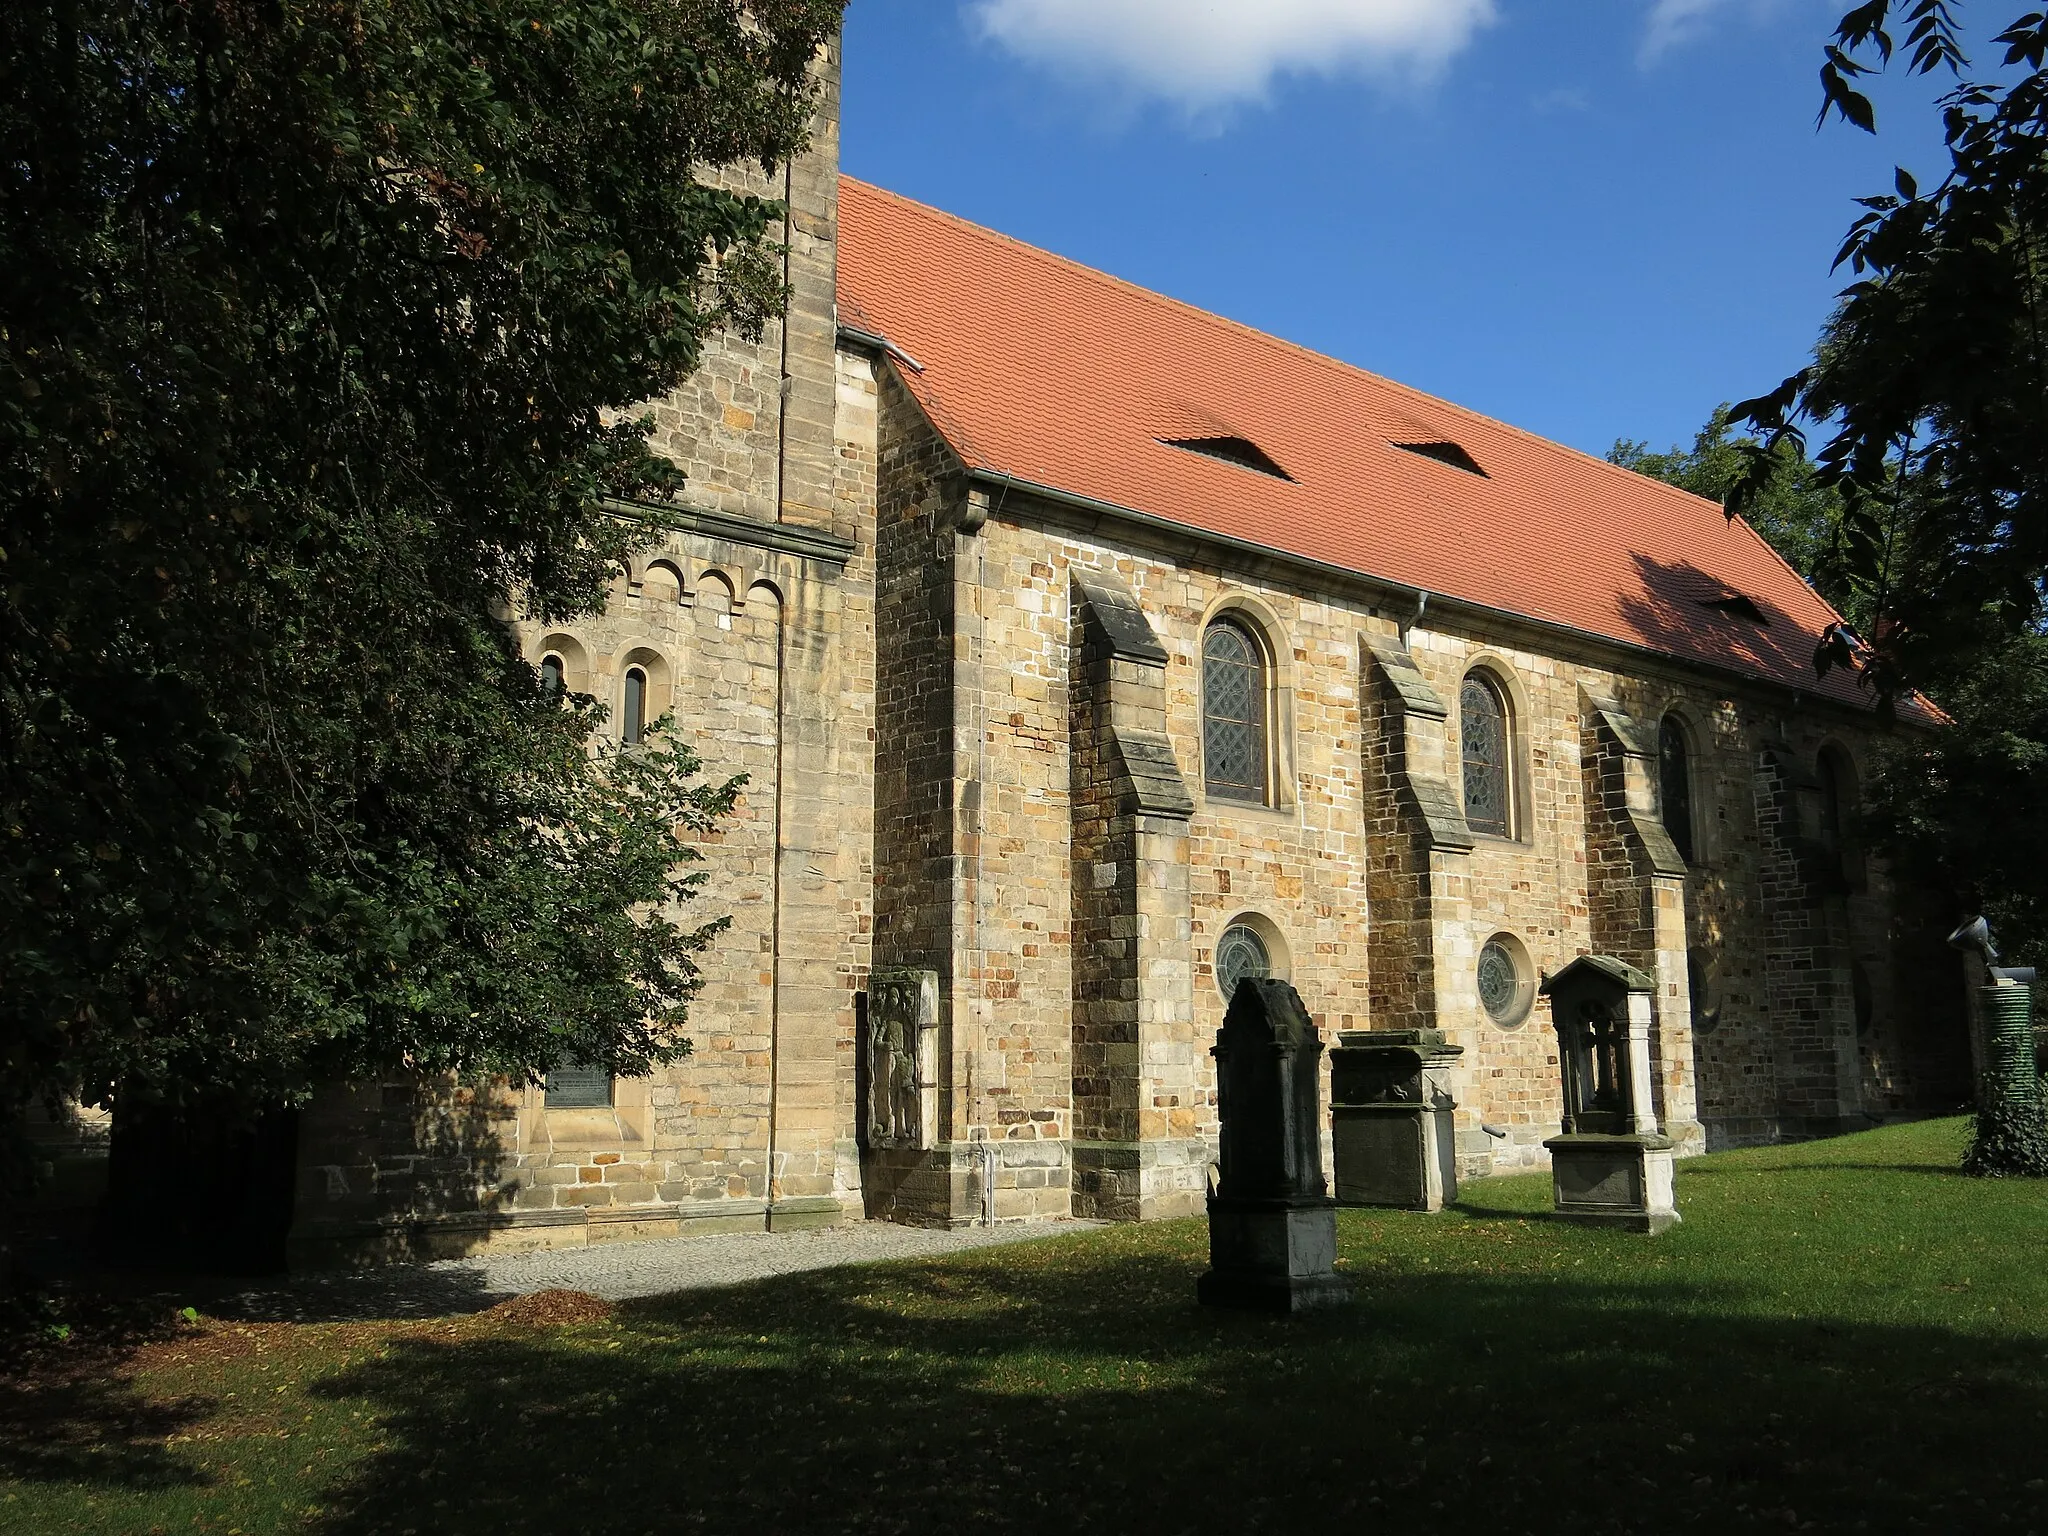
[1460,672,1512,838]
[1818,745,1853,852]
[622,666,648,746]
[1203,619,1268,803]
[1659,715,1696,865]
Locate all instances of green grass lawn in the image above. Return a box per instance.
[4,1118,2045,1536]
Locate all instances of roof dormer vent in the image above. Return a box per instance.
[1393,439,1488,478]
[1161,436,1294,482]
[1699,593,1769,625]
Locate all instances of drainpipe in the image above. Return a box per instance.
[981,1137,998,1227]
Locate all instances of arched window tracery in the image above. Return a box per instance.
[1203,619,1269,803]
[1460,672,1512,838]
[1660,715,1696,865]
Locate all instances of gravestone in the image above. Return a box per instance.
[1330,1029,1463,1212]
[1198,978,1353,1313]
[1540,956,1680,1234]
[864,969,939,1151]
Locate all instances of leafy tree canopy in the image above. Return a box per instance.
[0,0,844,1152]
[1728,1,2048,699]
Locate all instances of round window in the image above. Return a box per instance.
[1216,924,1272,1003]
[1477,936,1533,1027]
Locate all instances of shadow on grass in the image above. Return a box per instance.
[0,1299,214,1492]
[299,1239,2047,1536]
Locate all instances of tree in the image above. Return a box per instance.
[1726,2,2048,699]
[0,0,844,1221]
[1716,4,2048,1165]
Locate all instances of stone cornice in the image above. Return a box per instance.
[606,498,857,568]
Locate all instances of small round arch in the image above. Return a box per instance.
[533,633,590,695]
[695,568,738,624]
[616,646,674,747]
[641,560,684,605]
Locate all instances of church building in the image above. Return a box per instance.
[289,37,1966,1264]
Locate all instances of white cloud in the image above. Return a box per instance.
[967,0,1498,109]
[1640,0,1735,63]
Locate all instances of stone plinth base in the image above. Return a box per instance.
[1071,1137,1211,1221]
[1198,1198,1354,1313]
[860,1140,1071,1228]
[287,1195,848,1271]
[1543,1134,1680,1234]
[1332,1105,1457,1212]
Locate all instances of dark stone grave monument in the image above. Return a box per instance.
[1199,978,1354,1313]
[1330,1029,1463,1212]
[1540,955,1680,1234]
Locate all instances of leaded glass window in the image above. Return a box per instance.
[1216,924,1271,1003]
[1477,935,1532,1027]
[1460,674,1511,837]
[1659,716,1695,865]
[623,667,647,746]
[544,1063,612,1109]
[1203,621,1268,802]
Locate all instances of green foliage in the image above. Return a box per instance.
[1962,1092,2048,1175]
[0,0,844,1155]
[1609,406,1863,628]
[1727,2,2048,701]
[1864,631,2048,960]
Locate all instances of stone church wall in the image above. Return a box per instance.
[856,413,1966,1211]
[290,41,876,1266]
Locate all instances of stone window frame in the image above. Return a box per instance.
[518,1072,653,1152]
[1195,592,1298,817]
[1209,909,1293,1002]
[1476,930,1537,1029]
[1455,656,1532,843]
[1815,738,1868,891]
[1656,706,1705,868]
[531,631,592,697]
[614,644,676,748]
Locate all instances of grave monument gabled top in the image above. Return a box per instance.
[1199,976,1352,1311]
[1212,977,1327,1204]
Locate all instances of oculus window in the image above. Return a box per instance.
[1215,924,1272,1003]
[1460,674,1512,838]
[1659,716,1696,865]
[1203,620,1268,803]
[1477,935,1534,1027]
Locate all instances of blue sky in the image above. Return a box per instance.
[840,1,1963,460]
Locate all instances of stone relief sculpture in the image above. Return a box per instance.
[865,968,940,1151]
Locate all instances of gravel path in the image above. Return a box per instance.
[215,1218,1091,1323]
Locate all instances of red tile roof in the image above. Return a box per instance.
[837,176,1906,718]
